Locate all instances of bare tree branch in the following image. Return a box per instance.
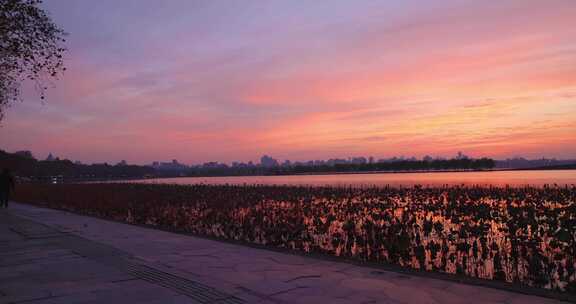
[0,0,67,121]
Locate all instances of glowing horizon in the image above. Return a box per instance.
[1,0,575,164]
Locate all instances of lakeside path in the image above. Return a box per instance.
[1,203,570,304]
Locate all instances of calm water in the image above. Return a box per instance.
[133,170,576,187]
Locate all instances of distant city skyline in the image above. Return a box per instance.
[1,1,575,163]
[9,149,575,169]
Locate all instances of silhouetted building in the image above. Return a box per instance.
[350,157,367,164]
[260,155,279,168]
[46,153,56,161]
[456,151,469,160]
[152,159,188,171]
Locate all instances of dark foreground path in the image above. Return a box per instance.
[0,203,570,304]
[0,205,242,304]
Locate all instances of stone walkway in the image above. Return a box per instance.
[0,202,571,304]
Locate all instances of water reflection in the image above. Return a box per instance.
[135,170,576,187]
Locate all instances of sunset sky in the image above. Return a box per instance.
[1,0,575,164]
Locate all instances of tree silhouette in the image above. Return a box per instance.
[0,0,66,121]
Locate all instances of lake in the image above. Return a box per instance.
[130,169,576,187]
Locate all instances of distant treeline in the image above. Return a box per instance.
[1,150,495,181]
[0,150,154,181]
[187,158,496,176]
[281,158,495,174]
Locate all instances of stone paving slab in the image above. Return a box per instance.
[2,202,573,304]
[0,206,242,304]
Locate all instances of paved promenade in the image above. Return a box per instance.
[0,202,570,304]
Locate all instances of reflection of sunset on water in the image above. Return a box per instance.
[134,170,576,187]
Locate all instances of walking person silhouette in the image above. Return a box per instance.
[0,169,15,208]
